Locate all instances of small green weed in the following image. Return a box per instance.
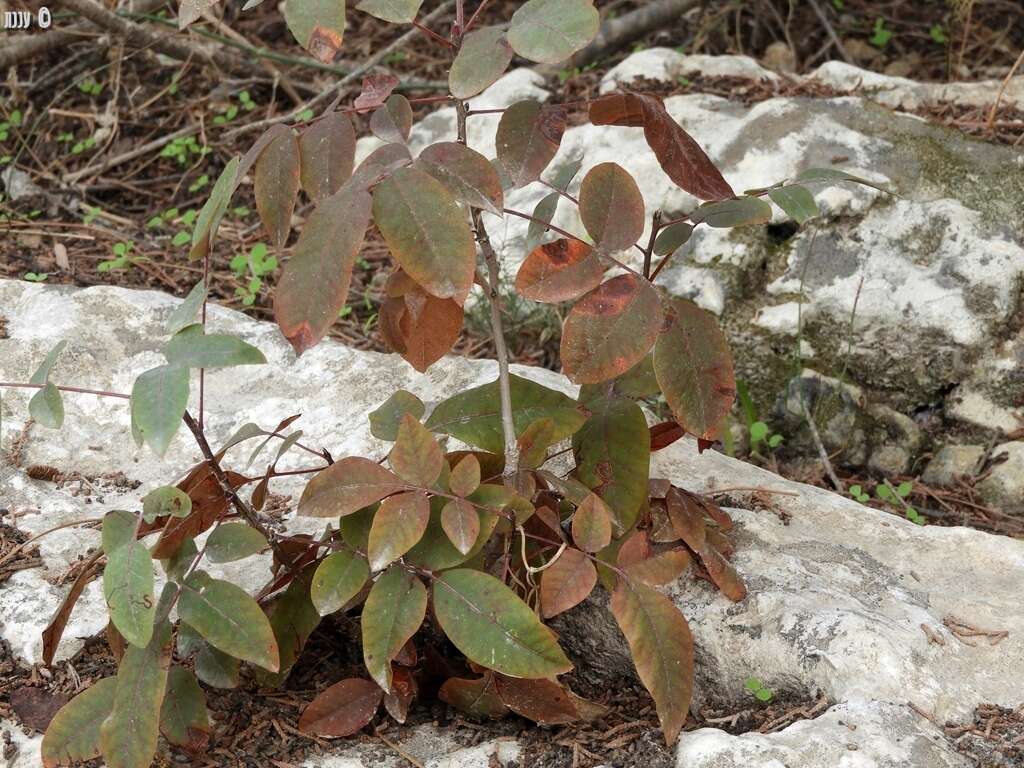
[99,241,148,273]
[23,272,48,282]
[745,677,774,703]
[159,135,208,166]
[230,243,277,306]
[929,24,948,44]
[737,381,784,454]
[869,18,892,48]
[78,79,103,97]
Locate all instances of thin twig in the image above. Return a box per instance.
[985,47,1024,131]
[806,0,854,64]
[799,396,843,492]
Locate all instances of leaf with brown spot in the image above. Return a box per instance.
[298,457,405,517]
[516,417,556,470]
[496,100,566,188]
[274,184,372,355]
[284,0,346,62]
[254,128,300,249]
[561,275,662,385]
[539,547,596,618]
[390,413,444,487]
[589,93,733,201]
[369,94,413,144]
[515,238,605,304]
[571,493,612,552]
[441,498,480,556]
[373,167,476,304]
[298,113,356,201]
[439,674,509,719]
[610,579,694,745]
[417,142,504,216]
[653,297,735,443]
[383,666,417,723]
[494,676,580,725]
[298,678,383,737]
[579,162,645,253]
[366,491,431,572]
[649,421,686,451]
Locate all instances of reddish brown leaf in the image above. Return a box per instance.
[274,185,372,355]
[12,686,70,732]
[366,492,431,572]
[298,457,405,518]
[151,466,246,560]
[667,488,745,601]
[382,666,417,723]
[625,548,691,587]
[560,275,662,385]
[653,297,736,443]
[369,94,413,144]
[589,93,734,201]
[616,530,651,570]
[298,113,356,201]
[298,678,383,737]
[448,454,481,497]
[571,493,612,553]
[417,141,504,216]
[700,545,746,602]
[390,414,444,487]
[539,547,596,618]
[354,73,400,113]
[516,417,556,470]
[254,128,300,249]
[349,142,412,189]
[494,676,580,725]
[378,280,463,373]
[514,239,604,304]
[42,551,102,665]
[649,421,685,451]
[439,673,509,719]
[441,498,480,556]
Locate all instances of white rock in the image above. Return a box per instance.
[976,441,1024,512]
[600,50,779,94]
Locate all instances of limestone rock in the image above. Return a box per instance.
[976,442,1024,513]
[922,445,985,487]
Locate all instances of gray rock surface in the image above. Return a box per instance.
[2,279,1022,767]
[922,445,986,487]
[976,441,1024,513]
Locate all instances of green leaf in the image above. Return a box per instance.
[142,486,192,523]
[389,414,443,487]
[274,184,372,355]
[496,100,566,188]
[610,579,693,745]
[205,523,268,563]
[178,574,280,671]
[572,396,650,532]
[876,484,894,500]
[755,687,773,702]
[369,94,413,144]
[100,615,172,768]
[370,390,426,441]
[449,26,514,99]
[744,676,762,692]
[366,491,430,571]
[507,0,600,64]
[177,624,240,689]
[795,167,887,192]
[159,667,210,749]
[425,374,587,454]
[311,550,370,615]
[515,238,604,304]
[164,324,266,368]
[130,365,189,457]
[690,196,772,228]
[298,112,356,202]
[373,166,476,304]
[767,185,818,225]
[103,529,156,648]
[441,498,480,555]
[29,382,64,429]
[356,0,422,23]
[525,191,559,251]
[405,498,497,571]
[299,457,406,517]
[285,0,346,63]
[417,141,504,216]
[433,569,572,679]
[653,222,693,256]
[166,281,207,335]
[653,297,735,443]
[561,275,663,384]
[41,677,118,767]
[362,565,427,691]
[254,128,301,249]
[579,162,645,253]
[30,340,67,385]
[189,156,240,261]
[254,571,321,686]
[749,421,768,444]
[439,674,509,719]
[896,481,913,498]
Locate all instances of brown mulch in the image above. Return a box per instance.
[946,704,1024,768]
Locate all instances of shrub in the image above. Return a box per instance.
[0,2,876,764]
